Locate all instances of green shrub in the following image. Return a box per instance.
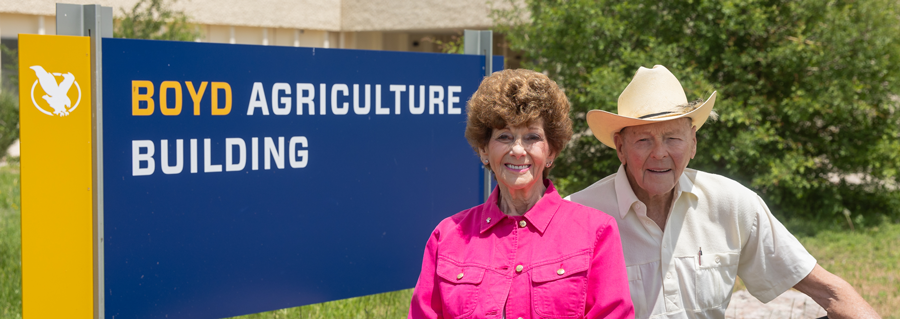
[0,92,17,160]
[115,0,202,41]
[495,0,900,227]
[1,44,18,94]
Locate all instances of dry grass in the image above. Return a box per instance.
[734,222,900,318]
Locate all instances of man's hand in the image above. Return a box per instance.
[793,264,880,319]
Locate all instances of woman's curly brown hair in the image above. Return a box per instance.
[465,69,573,178]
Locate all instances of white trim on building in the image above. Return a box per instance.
[0,0,524,92]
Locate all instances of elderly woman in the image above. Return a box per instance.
[408,69,634,319]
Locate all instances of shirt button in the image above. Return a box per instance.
[666,272,672,279]
[457,273,464,280]
[518,317,524,319]
[518,220,527,228]
[557,268,565,275]
[515,265,524,273]
[715,256,721,264]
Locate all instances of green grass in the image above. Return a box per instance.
[0,161,21,319]
[0,160,897,318]
[799,222,900,318]
[733,221,900,318]
[225,289,413,319]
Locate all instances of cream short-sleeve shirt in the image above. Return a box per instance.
[566,165,816,319]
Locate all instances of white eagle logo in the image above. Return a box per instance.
[29,65,82,117]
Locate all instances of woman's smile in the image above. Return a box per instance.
[504,163,531,172]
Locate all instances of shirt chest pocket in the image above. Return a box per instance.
[693,251,739,311]
[530,252,591,319]
[436,257,486,319]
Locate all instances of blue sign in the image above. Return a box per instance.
[101,38,503,318]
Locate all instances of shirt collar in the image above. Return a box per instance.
[614,164,696,219]
[480,179,563,235]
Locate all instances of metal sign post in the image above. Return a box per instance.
[56,4,112,319]
[464,29,494,202]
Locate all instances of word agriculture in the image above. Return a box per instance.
[247,83,463,116]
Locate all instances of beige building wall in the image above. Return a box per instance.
[272,28,294,47]
[383,33,410,52]
[0,13,55,37]
[341,0,514,32]
[355,32,382,51]
[297,30,328,48]
[204,25,231,44]
[1,0,516,32]
[0,0,341,31]
[0,0,522,38]
[232,25,261,45]
[0,0,524,70]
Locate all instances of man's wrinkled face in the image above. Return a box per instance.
[614,118,696,198]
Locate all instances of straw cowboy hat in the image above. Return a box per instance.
[587,65,717,149]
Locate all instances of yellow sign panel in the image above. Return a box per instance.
[18,34,93,318]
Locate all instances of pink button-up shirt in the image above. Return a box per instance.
[409,180,634,319]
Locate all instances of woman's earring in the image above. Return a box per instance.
[482,158,489,164]
[546,161,553,168]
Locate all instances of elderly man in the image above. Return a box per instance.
[566,65,879,319]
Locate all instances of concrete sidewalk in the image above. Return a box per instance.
[0,139,19,167]
[6,139,18,158]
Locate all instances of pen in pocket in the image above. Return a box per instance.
[699,247,702,266]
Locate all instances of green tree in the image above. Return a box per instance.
[425,33,465,54]
[0,44,18,160]
[495,0,900,228]
[0,44,18,92]
[0,92,17,160]
[115,0,201,41]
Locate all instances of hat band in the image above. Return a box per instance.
[638,111,674,119]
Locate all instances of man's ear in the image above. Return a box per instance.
[690,125,698,160]
[613,131,627,165]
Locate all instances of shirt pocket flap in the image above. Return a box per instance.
[700,251,739,269]
[436,256,486,284]
[531,251,591,283]
[626,264,642,282]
